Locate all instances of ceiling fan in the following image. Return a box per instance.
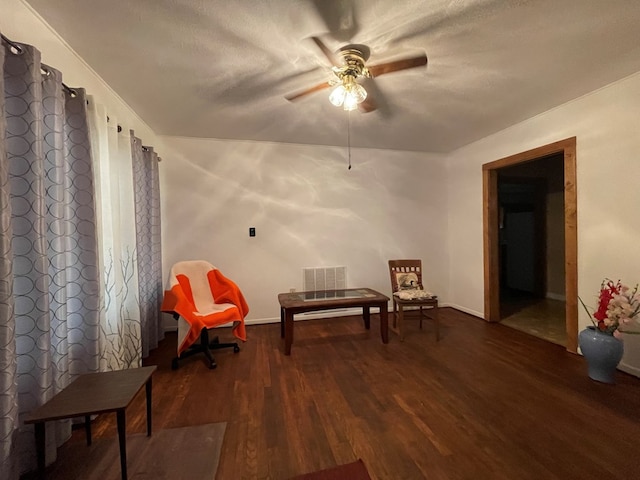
[284,35,428,113]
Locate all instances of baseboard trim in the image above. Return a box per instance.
[445,303,484,319]
[619,362,640,378]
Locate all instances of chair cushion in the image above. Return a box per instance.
[394,289,433,300]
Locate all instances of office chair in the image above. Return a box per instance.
[161,260,248,369]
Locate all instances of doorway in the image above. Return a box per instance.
[498,159,566,345]
[482,138,578,353]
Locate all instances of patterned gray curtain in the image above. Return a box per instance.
[131,137,164,357]
[1,37,100,478]
[0,41,18,479]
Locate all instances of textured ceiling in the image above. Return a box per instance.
[24,0,640,153]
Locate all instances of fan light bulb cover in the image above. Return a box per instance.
[329,76,367,110]
[329,85,347,107]
[343,93,359,111]
[352,83,368,103]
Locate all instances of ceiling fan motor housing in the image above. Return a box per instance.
[333,48,370,81]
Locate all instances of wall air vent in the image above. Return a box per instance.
[303,266,347,292]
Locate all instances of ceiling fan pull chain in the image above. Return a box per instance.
[347,110,352,170]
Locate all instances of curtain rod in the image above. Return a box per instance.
[1,33,76,97]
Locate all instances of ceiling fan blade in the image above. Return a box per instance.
[311,0,359,42]
[310,36,340,67]
[358,96,377,113]
[285,81,332,102]
[368,53,428,78]
[358,77,377,113]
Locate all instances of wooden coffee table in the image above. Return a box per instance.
[24,365,157,480]
[278,288,390,355]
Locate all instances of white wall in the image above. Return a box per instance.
[160,137,448,323]
[2,0,161,148]
[446,71,640,374]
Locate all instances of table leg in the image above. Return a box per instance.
[146,377,153,437]
[85,415,92,445]
[116,409,128,480]
[34,422,45,480]
[280,306,285,339]
[363,306,371,329]
[380,303,389,344]
[284,310,294,355]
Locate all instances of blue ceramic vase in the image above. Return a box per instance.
[578,326,624,384]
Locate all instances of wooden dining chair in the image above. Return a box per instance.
[388,259,439,341]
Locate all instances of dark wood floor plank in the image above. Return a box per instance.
[50,308,640,479]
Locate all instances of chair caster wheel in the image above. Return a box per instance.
[208,361,217,369]
[171,358,179,370]
[233,345,240,353]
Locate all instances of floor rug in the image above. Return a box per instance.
[32,422,226,480]
[290,459,372,480]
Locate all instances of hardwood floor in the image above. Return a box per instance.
[60,308,640,479]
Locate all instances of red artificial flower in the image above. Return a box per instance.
[593,280,621,330]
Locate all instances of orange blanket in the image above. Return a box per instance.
[161,268,248,355]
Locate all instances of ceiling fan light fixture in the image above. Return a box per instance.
[285,37,428,117]
[330,74,367,111]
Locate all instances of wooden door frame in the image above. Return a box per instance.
[482,137,578,353]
